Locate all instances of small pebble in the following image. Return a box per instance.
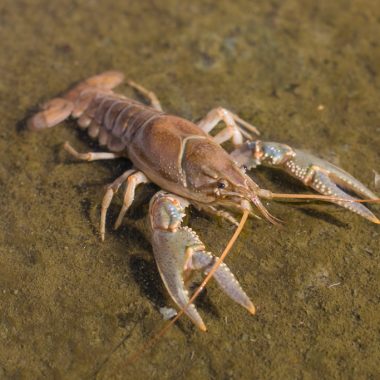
[159,307,177,320]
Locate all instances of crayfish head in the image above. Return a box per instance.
[213,172,281,225]
[183,140,279,224]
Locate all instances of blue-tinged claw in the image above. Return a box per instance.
[310,170,379,223]
[149,191,255,330]
[231,141,379,223]
[231,140,295,170]
[149,192,206,330]
[190,251,255,314]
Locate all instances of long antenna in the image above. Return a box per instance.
[124,210,250,366]
[265,192,380,204]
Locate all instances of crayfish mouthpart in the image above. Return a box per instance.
[251,196,282,225]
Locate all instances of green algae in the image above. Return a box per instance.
[0,0,379,378]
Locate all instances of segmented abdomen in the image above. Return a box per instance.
[73,91,163,153]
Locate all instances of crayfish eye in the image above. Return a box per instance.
[217,180,228,189]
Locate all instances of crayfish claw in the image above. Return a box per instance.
[310,170,380,224]
[149,191,254,329]
[191,251,255,314]
[151,228,208,330]
[326,165,378,201]
[233,141,379,223]
[150,192,206,330]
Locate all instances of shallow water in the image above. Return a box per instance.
[0,0,379,379]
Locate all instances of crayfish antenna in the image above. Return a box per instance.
[124,210,250,366]
[259,191,380,204]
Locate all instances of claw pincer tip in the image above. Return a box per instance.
[247,303,256,315]
[199,323,207,332]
